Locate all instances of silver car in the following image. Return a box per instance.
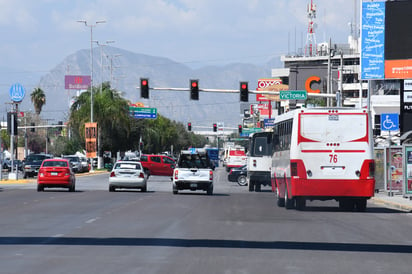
[109,161,147,192]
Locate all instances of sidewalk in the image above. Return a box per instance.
[371,191,412,212]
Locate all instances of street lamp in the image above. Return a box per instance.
[95,40,115,94]
[78,20,105,172]
[77,20,106,123]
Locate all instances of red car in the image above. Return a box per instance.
[37,159,76,192]
[139,154,176,177]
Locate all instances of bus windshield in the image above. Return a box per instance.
[300,113,367,142]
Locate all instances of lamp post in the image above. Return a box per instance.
[95,40,115,94]
[77,20,106,123]
[78,20,105,172]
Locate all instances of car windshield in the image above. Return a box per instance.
[178,153,211,168]
[26,155,49,162]
[64,157,79,162]
[42,161,68,167]
[114,162,142,170]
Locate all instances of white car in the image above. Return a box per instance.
[109,161,147,192]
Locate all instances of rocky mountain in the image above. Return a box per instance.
[7,47,281,127]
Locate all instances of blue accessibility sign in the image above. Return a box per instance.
[9,83,26,102]
[381,113,399,131]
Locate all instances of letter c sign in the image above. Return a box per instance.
[305,76,321,93]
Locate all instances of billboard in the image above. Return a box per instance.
[65,75,91,90]
[361,1,385,80]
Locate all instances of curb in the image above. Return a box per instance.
[371,197,412,212]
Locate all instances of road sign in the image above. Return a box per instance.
[381,113,399,131]
[279,90,307,100]
[129,107,157,119]
[9,83,26,102]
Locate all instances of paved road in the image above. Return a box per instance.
[1,168,412,274]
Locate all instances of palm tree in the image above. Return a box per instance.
[31,87,46,115]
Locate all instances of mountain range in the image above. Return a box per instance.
[2,47,282,128]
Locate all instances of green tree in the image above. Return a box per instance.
[30,87,46,115]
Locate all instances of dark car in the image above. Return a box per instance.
[5,159,23,171]
[227,165,248,186]
[23,154,53,178]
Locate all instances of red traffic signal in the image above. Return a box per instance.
[240,81,248,102]
[140,78,149,99]
[187,122,192,131]
[190,79,199,100]
[213,123,217,132]
[238,124,242,134]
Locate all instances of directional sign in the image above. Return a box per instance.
[381,113,399,131]
[129,107,157,119]
[9,83,26,102]
[280,90,307,100]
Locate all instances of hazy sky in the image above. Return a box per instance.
[0,0,357,73]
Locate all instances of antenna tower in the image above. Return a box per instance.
[305,0,317,56]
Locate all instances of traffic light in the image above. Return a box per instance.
[58,121,63,131]
[238,124,242,134]
[7,112,18,135]
[240,81,249,102]
[190,79,199,100]
[140,78,149,99]
[30,122,35,132]
[187,122,192,131]
[213,123,217,132]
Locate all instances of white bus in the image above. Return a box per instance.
[271,107,375,211]
[247,130,273,192]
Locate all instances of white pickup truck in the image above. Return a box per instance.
[172,149,214,195]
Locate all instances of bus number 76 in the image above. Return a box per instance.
[329,154,338,163]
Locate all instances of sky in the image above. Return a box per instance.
[0,0,357,74]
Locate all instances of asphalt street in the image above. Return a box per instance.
[0,168,411,274]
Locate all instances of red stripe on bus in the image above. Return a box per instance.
[301,150,333,153]
[334,150,366,153]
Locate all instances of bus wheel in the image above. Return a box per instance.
[248,181,255,192]
[285,188,294,209]
[276,189,285,207]
[295,197,306,211]
[339,199,355,211]
[355,198,367,212]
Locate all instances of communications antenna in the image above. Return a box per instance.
[305,0,317,56]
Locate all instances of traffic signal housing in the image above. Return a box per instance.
[240,81,248,102]
[187,122,192,131]
[190,79,199,100]
[238,124,242,134]
[213,123,217,132]
[140,78,149,99]
[7,112,18,135]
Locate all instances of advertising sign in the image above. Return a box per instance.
[65,75,91,90]
[404,145,412,194]
[385,59,412,79]
[256,78,284,102]
[9,83,26,102]
[361,1,385,80]
[85,122,97,158]
[386,147,403,192]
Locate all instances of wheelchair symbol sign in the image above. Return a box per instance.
[381,113,399,131]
